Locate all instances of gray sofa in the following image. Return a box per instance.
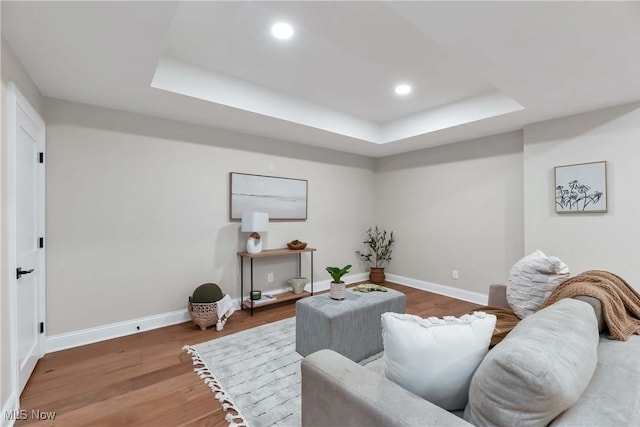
[301,285,640,427]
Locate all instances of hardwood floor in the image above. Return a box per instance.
[16,283,480,427]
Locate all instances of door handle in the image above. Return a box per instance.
[16,267,35,280]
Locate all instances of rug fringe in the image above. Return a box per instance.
[183,345,249,427]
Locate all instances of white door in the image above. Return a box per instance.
[8,83,46,395]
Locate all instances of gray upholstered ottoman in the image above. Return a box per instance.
[295,288,405,362]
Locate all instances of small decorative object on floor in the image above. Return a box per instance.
[354,283,388,292]
[356,226,395,284]
[326,265,351,300]
[188,283,224,331]
[192,283,224,303]
[188,283,236,331]
[188,297,219,331]
[287,239,308,250]
[288,277,308,294]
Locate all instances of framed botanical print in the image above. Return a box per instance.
[555,161,607,213]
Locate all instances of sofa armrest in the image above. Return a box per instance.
[488,284,509,309]
[301,349,472,427]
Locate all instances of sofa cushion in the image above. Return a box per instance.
[550,334,640,426]
[381,312,496,411]
[507,249,569,318]
[464,298,599,427]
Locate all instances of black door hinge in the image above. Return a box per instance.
[39,322,44,334]
[39,237,44,248]
[39,152,44,163]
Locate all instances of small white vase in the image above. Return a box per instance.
[288,277,308,295]
[330,281,346,300]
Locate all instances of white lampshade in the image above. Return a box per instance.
[242,212,269,254]
[241,212,269,232]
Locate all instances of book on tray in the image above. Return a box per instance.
[252,294,276,305]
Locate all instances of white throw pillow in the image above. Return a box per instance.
[507,249,569,319]
[381,311,496,411]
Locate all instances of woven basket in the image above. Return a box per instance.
[188,297,219,331]
[287,241,307,250]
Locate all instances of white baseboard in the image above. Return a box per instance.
[268,272,486,306]
[1,392,18,427]
[45,308,193,353]
[43,272,481,354]
[386,273,488,305]
[345,273,369,285]
[44,274,372,354]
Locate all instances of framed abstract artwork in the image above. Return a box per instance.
[229,172,308,220]
[554,161,607,213]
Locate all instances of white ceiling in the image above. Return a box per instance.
[3,1,640,157]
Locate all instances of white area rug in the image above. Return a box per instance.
[184,317,301,427]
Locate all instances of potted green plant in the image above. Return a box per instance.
[326,265,351,300]
[356,227,395,284]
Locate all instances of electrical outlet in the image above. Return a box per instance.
[267,272,274,283]
[452,269,459,280]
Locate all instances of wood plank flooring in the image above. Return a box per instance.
[16,283,480,427]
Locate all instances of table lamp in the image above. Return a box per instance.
[241,212,269,254]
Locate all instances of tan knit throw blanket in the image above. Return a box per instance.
[475,306,521,348]
[479,270,640,346]
[540,270,640,340]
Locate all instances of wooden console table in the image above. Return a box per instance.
[238,247,316,315]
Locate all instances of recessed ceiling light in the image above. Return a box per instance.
[394,84,412,96]
[271,22,294,40]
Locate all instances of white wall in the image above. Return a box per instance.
[1,35,44,419]
[375,131,524,295]
[524,102,640,289]
[43,98,376,335]
[43,98,529,342]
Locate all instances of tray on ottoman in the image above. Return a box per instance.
[296,288,405,362]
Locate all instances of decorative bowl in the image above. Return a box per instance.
[287,241,307,250]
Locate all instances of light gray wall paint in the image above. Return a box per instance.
[375,131,525,294]
[524,101,640,289]
[43,98,376,335]
[1,35,44,416]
